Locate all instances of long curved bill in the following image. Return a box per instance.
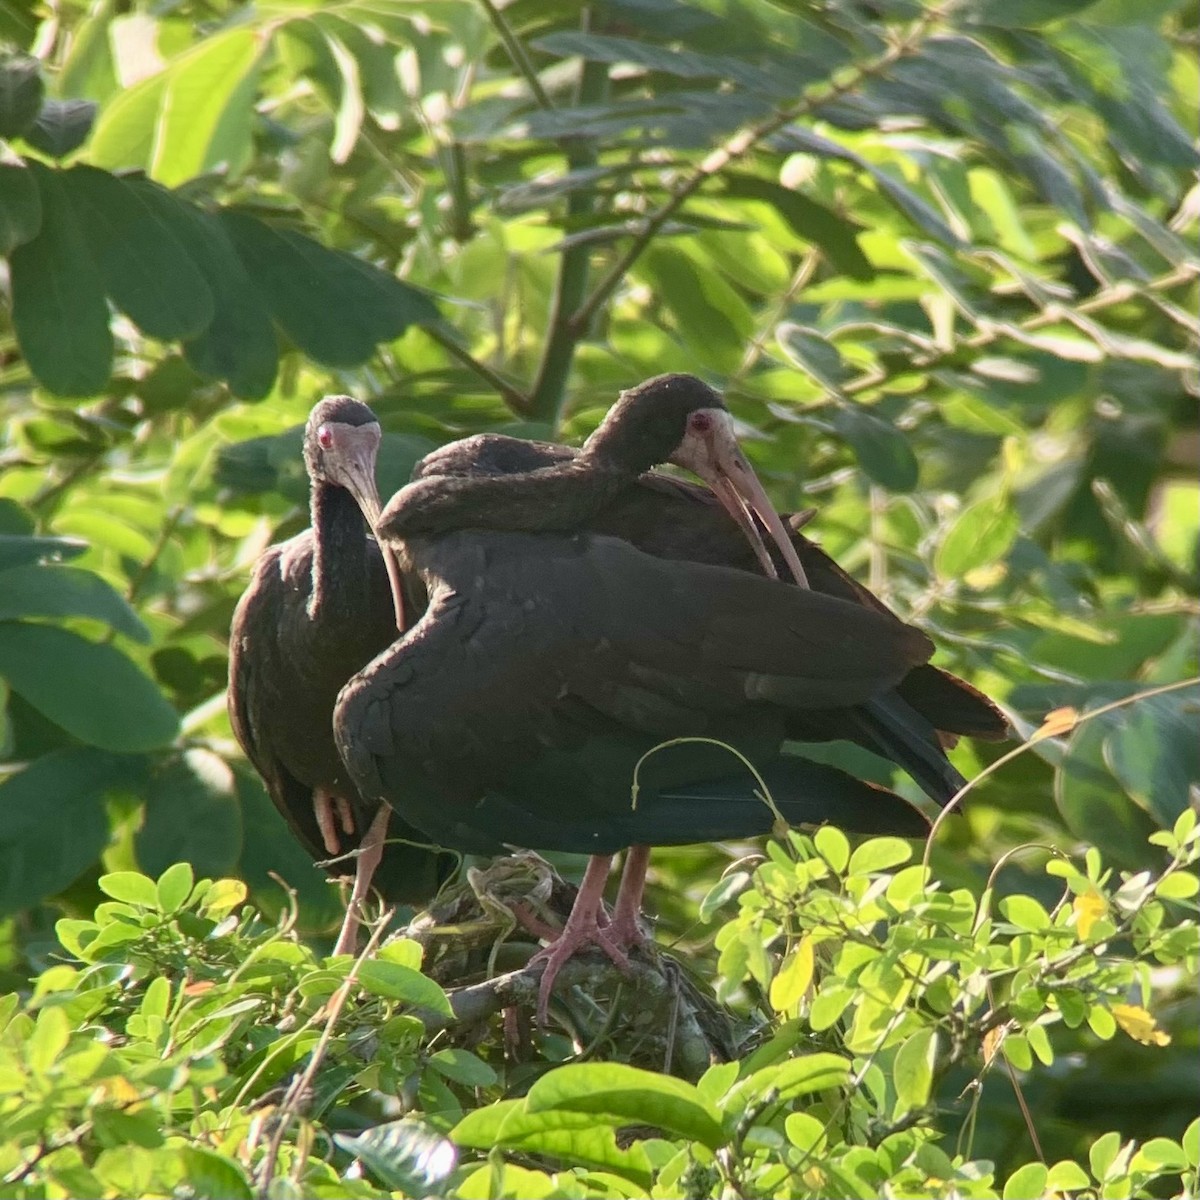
[671,409,810,589]
[322,420,408,632]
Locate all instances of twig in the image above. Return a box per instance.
[477,0,553,110]
[253,912,392,1198]
[921,674,1200,870]
[421,322,532,415]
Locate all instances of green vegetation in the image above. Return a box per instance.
[1,0,1197,1194]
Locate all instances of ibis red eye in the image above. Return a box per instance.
[317,425,334,450]
[689,410,714,434]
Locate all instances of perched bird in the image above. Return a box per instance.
[334,375,989,1017]
[227,397,453,955]
[413,427,1006,802]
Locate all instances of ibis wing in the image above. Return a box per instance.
[227,545,333,862]
[335,530,933,802]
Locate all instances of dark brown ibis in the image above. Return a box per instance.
[227,397,453,955]
[412,425,1007,802]
[334,375,991,1016]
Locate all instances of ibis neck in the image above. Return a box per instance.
[381,459,635,539]
[308,482,371,618]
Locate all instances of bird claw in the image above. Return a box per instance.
[530,914,630,1024]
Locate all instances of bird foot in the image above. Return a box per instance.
[604,909,648,952]
[530,911,630,1024]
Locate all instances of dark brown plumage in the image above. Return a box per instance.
[227,397,453,954]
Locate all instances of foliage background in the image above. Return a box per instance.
[0,0,1197,1194]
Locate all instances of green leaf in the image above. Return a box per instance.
[98,871,159,907]
[61,167,215,340]
[26,1006,70,1075]
[0,534,88,570]
[90,1106,165,1149]
[428,1048,498,1087]
[452,1102,654,1188]
[219,210,440,367]
[814,826,850,873]
[1182,1117,1199,1168]
[638,244,754,372]
[1057,721,1159,871]
[136,750,242,881]
[156,861,194,914]
[723,173,873,279]
[893,1028,937,1112]
[87,69,169,172]
[355,960,453,1016]
[769,937,814,1015]
[975,0,1100,26]
[698,871,751,922]
[776,323,853,393]
[22,99,97,158]
[0,622,179,751]
[832,405,919,492]
[0,52,44,138]
[847,837,913,876]
[724,1053,851,1127]
[1104,694,1199,829]
[336,1120,456,1194]
[179,1148,252,1200]
[1045,1160,1092,1190]
[1003,1161,1049,1199]
[1089,1130,1122,1180]
[171,205,277,399]
[0,162,41,254]
[0,563,148,641]
[935,494,1020,578]
[148,30,261,187]
[525,1063,724,1149]
[0,749,138,918]
[532,32,779,93]
[9,162,113,397]
[1000,895,1050,931]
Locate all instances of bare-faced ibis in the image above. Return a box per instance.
[334,375,990,1016]
[227,397,453,955]
[412,423,1007,800]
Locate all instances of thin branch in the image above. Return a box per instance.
[421,321,532,415]
[477,0,553,111]
[253,913,392,1199]
[567,7,947,337]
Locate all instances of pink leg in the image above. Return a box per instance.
[314,791,356,856]
[331,804,390,957]
[608,844,651,949]
[530,854,627,1023]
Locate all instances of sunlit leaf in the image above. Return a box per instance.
[1111,1003,1171,1046]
